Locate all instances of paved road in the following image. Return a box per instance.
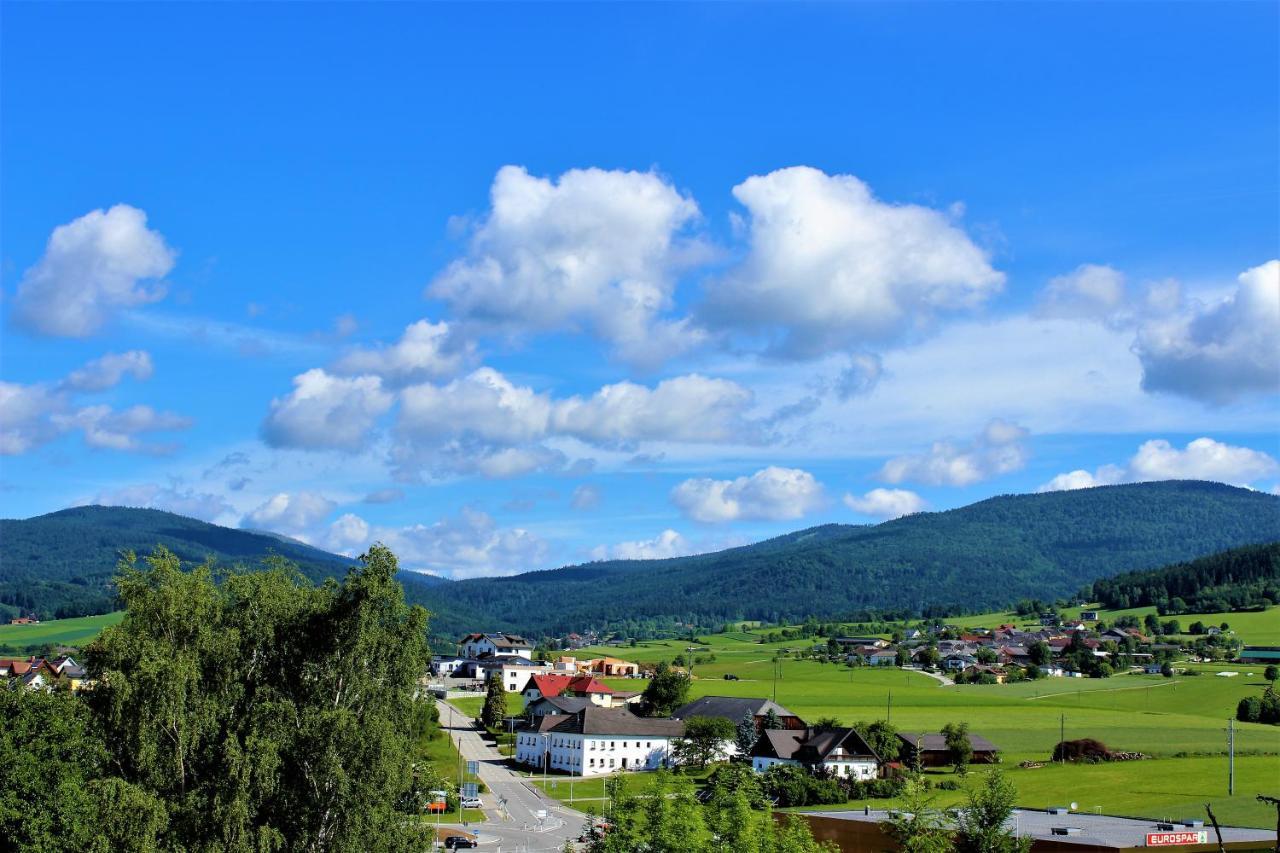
[435,700,588,852]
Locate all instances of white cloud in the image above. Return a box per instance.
[13,205,176,337]
[242,491,337,540]
[87,482,234,524]
[391,368,757,478]
[53,405,192,451]
[380,508,549,579]
[843,488,927,520]
[324,513,371,555]
[428,165,707,365]
[59,350,154,392]
[331,319,474,385]
[570,484,602,510]
[671,466,824,523]
[1038,437,1278,491]
[878,419,1029,486]
[261,369,394,451]
[1036,264,1127,322]
[1133,260,1280,404]
[703,166,1004,357]
[835,353,883,399]
[591,529,695,561]
[1,352,186,455]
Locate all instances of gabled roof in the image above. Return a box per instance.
[529,695,596,715]
[671,695,799,722]
[527,673,575,697]
[897,731,999,753]
[460,632,533,650]
[544,706,684,737]
[751,727,878,763]
[567,675,613,695]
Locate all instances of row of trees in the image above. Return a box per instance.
[1,545,437,852]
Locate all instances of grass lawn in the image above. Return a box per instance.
[0,611,124,650]
[949,604,1280,646]
[530,766,716,812]
[418,729,485,823]
[559,627,1280,827]
[449,693,525,721]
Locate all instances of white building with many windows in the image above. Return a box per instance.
[514,707,685,777]
[459,632,534,661]
[749,727,880,780]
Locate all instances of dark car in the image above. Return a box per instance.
[443,836,478,849]
[723,673,739,680]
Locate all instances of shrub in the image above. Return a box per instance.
[1052,738,1111,762]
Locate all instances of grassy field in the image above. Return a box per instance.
[450,693,525,721]
[950,603,1280,645]
[418,727,485,823]
[558,628,1280,827]
[0,611,123,650]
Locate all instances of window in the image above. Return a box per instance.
[610,758,615,767]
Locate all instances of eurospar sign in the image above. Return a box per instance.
[1146,830,1209,846]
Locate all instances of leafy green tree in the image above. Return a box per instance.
[1029,641,1052,666]
[86,544,432,852]
[851,719,899,763]
[762,708,784,730]
[953,770,1031,853]
[736,712,760,755]
[941,722,972,774]
[1265,665,1278,683]
[813,716,841,731]
[674,716,736,769]
[642,661,692,716]
[975,647,998,665]
[596,770,708,853]
[0,689,165,852]
[883,775,953,853]
[482,673,508,729]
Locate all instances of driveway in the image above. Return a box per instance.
[435,700,588,852]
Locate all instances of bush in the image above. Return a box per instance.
[1052,738,1111,762]
[1237,696,1262,723]
[935,779,962,791]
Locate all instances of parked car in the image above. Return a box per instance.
[460,796,483,809]
[723,673,739,680]
[443,836,478,849]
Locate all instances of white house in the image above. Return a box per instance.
[459,633,534,661]
[749,727,880,781]
[514,707,685,777]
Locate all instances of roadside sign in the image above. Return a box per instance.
[462,783,479,798]
[1146,831,1209,846]
[466,761,479,774]
[536,809,547,819]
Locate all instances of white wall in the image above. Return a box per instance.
[750,756,877,780]
[515,732,677,777]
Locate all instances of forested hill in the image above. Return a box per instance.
[4,481,1279,639]
[417,480,1280,638]
[1087,541,1280,614]
[0,506,447,620]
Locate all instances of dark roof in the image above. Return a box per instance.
[461,632,533,649]
[672,695,799,722]
[529,695,596,715]
[751,727,879,763]
[897,731,1000,753]
[545,706,684,737]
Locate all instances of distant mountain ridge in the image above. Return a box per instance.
[2,481,1278,642]
[0,505,447,621]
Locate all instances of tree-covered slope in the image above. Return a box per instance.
[1088,541,1280,613]
[418,480,1280,638]
[0,505,447,620]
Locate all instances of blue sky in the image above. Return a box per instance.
[3,2,1277,578]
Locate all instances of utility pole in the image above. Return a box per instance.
[1059,714,1065,762]
[1227,718,1235,796]
[887,690,892,724]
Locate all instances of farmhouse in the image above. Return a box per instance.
[459,632,533,661]
[521,673,641,708]
[1239,645,1280,664]
[513,706,684,776]
[578,656,641,677]
[896,731,999,767]
[672,696,805,731]
[750,727,880,780]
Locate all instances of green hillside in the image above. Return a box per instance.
[0,505,447,621]
[419,480,1280,638]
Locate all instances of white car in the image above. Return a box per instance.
[460,797,483,809]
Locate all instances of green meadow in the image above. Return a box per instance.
[954,603,1280,645]
[0,611,123,651]
[562,628,1279,827]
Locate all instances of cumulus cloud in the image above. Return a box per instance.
[428,165,707,365]
[261,369,394,451]
[2,351,188,456]
[671,466,824,523]
[843,488,927,520]
[703,166,1004,358]
[391,368,757,478]
[242,491,337,540]
[324,513,371,555]
[1038,436,1278,492]
[13,205,176,337]
[87,482,234,523]
[59,350,154,392]
[1133,260,1280,404]
[878,419,1029,486]
[1036,264,1127,322]
[591,529,695,561]
[380,508,549,579]
[331,319,474,385]
[570,484,602,510]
